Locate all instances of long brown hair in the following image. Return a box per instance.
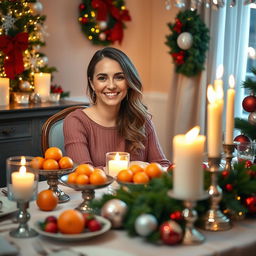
[87,47,149,153]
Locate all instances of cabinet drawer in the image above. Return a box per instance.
[0,120,32,140]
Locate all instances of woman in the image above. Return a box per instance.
[63,47,170,168]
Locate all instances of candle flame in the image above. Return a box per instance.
[19,165,26,174]
[21,156,26,166]
[114,152,121,161]
[216,65,224,79]
[207,85,216,103]
[185,126,200,142]
[229,75,235,89]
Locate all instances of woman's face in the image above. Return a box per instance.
[90,57,128,108]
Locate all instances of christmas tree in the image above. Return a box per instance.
[235,67,256,142]
[0,0,56,93]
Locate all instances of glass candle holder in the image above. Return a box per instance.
[6,156,39,238]
[13,92,30,104]
[236,142,256,162]
[106,152,130,177]
[49,93,61,103]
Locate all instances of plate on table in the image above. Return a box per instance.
[33,215,111,241]
[0,195,16,218]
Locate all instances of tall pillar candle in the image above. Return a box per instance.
[34,73,51,102]
[225,75,236,144]
[173,126,206,199]
[0,77,9,106]
[207,85,223,157]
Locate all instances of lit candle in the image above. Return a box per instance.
[207,84,223,157]
[173,126,206,199]
[225,75,236,144]
[0,77,9,106]
[34,73,51,102]
[214,65,224,91]
[11,157,35,200]
[108,152,129,177]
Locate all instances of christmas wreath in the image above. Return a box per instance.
[78,0,131,46]
[166,10,209,77]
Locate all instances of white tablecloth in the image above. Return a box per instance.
[1,181,256,256]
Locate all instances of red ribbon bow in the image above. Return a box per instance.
[0,32,28,79]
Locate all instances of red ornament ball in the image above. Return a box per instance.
[81,17,88,24]
[170,211,183,221]
[222,170,230,178]
[160,220,183,245]
[79,3,85,11]
[245,160,253,168]
[225,184,233,192]
[234,134,250,144]
[242,95,256,113]
[245,196,256,214]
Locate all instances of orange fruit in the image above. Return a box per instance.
[36,189,58,211]
[129,164,144,174]
[145,163,163,179]
[43,159,59,170]
[57,209,85,234]
[31,156,44,169]
[89,169,107,185]
[75,164,94,176]
[58,156,74,169]
[68,172,78,184]
[133,171,149,184]
[117,169,133,182]
[45,147,63,161]
[76,174,89,185]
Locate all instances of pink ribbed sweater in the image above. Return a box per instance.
[63,109,170,168]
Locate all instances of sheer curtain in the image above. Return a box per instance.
[166,3,250,161]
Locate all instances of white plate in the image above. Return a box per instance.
[33,216,111,241]
[0,196,16,218]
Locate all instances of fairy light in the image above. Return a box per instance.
[91,11,95,17]
[121,5,126,10]
[88,35,93,40]
[91,28,95,32]
[95,29,100,33]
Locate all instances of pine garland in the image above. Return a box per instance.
[242,67,256,94]
[234,118,256,141]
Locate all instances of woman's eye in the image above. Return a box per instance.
[97,76,106,81]
[115,75,125,80]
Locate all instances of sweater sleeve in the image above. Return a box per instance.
[145,119,171,167]
[63,111,93,166]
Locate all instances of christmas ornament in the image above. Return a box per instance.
[166,10,209,77]
[245,160,253,168]
[244,196,256,214]
[170,211,183,221]
[101,199,128,228]
[222,170,230,178]
[32,1,43,12]
[78,0,131,46]
[19,81,32,92]
[225,184,233,192]
[2,14,16,34]
[177,32,193,50]
[29,93,41,103]
[242,95,256,113]
[134,214,158,237]
[159,220,183,245]
[248,112,256,126]
[234,134,251,144]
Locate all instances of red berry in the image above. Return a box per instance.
[45,215,57,224]
[44,222,58,233]
[87,219,102,232]
[245,160,253,168]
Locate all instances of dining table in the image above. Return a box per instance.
[1,180,256,256]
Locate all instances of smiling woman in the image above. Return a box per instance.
[63,47,170,169]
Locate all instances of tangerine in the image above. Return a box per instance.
[57,209,85,234]
[90,169,107,185]
[31,156,44,169]
[75,164,94,176]
[133,171,149,184]
[58,156,74,169]
[45,147,63,161]
[36,189,58,211]
[117,169,133,182]
[76,174,89,185]
[145,163,163,178]
[68,172,78,184]
[129,164,144,174]
[43,159,59,170]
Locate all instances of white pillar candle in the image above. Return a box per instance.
[0,77,9,106]
[225,75,236,144]
[12,165,35,200]
[34,73,51,102]
[108,153,129,177]
[173,126,206,199]
[207,85,223,157]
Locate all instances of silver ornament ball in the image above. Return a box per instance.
[101,199,128,228]
[32,1,43,12]
[135,214,158,237]
[99,21,107,30]
[42,56,49,65]
[177,32,193,50]
[248,112,256,126]
[19,81,32,92]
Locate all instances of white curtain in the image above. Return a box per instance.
[166,3,250,161]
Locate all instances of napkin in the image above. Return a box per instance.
[0,236,18,256]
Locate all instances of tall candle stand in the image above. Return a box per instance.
[223,144,235,172]
[200,157,232,231]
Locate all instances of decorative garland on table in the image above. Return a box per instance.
[165,10,210,77]
[91,161,256,245]
[78,0,131,46]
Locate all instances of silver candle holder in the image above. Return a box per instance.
[200,157,232,231]
[223,144,235,172]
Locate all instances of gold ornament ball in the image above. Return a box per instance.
[19,81,32,92]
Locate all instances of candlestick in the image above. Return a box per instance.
[0,77,9,106]
[34,73,51,102]
[225,75,235,144]
[223,143,235,172]
[173,126,205,199]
